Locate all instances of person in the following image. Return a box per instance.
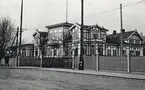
[4,53,9,66]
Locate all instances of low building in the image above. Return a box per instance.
[106,30,145,56]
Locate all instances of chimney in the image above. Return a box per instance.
[122,29,125,33]
[141,32,143,35]
[113,30,116,34]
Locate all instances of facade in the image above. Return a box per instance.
[45,22,73,57]
[44,22,108,57]
[33,30,48,57]
[20,44,34,57]
[106,30,145,56]
[70,23,108,56]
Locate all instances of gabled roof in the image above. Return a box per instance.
[91,24,109,31]
[38,31,48,37]
[69,23,91,30]
[45,22,73,29]
[69,23,109,31]
[108,30,134,40]
[33,30,48,37]
[142,35,145,41]
[107,30,143,44]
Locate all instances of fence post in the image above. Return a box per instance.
[127,54,130,73]
[127,47,131,73]
[96,54,99,71]
[96,44,99,71]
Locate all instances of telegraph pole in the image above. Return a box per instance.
[66,0,68,22]
[79,0,84,70]
[18,0,23,66]
[120,4,123,59]
[16,27,19,66]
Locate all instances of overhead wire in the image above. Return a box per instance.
[15,0,145,31]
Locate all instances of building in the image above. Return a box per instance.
[20,43,34,57]
[33,30,48,57]
[70,23,108,56]
[141,34,145,56]
[45,22,73,57]
[43,22,108,57]
[106,30,145,56]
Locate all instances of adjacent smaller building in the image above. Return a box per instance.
[106,30,145,56]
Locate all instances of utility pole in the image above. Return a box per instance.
[120,4,123,59]
[66,0,68,22]
[16,27,19,66]
[18,0,23,66]
[79,0,84,70]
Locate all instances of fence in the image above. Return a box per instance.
[19,56,72,69]
[84,55,145,73]
[99,56,127,71]
[130,56,145,72]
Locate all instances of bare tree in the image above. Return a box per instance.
[0,17,15,61]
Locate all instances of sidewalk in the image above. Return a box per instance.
[16,66,145,80]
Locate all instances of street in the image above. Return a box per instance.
[0,67,145,90]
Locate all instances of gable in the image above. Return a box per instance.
[128,31,143,41]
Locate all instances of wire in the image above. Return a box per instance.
[69,0,145,22]
[13,0,145,31]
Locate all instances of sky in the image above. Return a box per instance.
[0,0,145,43]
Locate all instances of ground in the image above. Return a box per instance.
[0,67,145,90]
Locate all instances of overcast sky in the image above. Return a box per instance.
[0,0,145,43]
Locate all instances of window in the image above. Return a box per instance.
[83,46,87,55]
[123,50,126,56]
[30,49,34,56]
[83,33,87,39]
[74,48,78,56]
[54,49,57,56]
[93,34,98,39]
[107,49,111,56]
[129,39,134,44]
[99,48,103,56]
[22,49,26,56]
[136,51,140,56]
[135,40,140,44]
[101,34,104,39]
[91,45,95,55]
[35,50,38,56]
[113,50,117,56]
[130,50,134,56]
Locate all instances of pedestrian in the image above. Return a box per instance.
[4,53,9,66]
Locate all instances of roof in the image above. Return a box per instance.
[21,43,34,47]
[70,23,109,31]
[91,24,109,31]
[107,30,135,44]
[33,30,48,37]
[45,22,73,29]
[142,35,145,41]
[108,31,134,39]
[38,31,48,37]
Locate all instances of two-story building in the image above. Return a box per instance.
[106,30,145,56]
[70,23,108,56]
[45,22,73,57]
[43,22,108,57]
[33,30,48,57]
